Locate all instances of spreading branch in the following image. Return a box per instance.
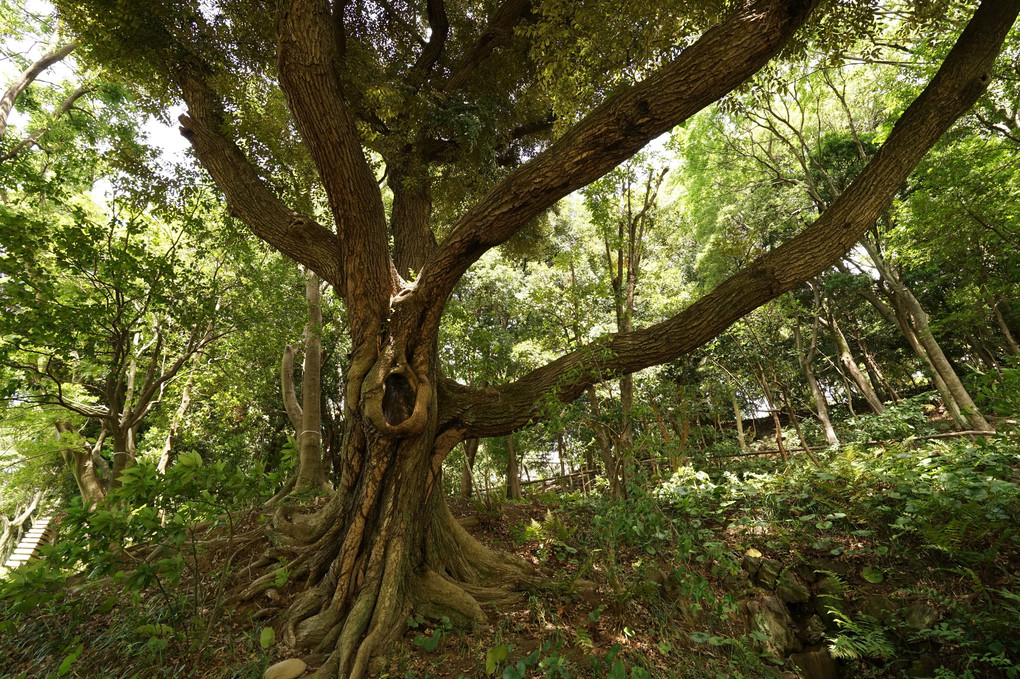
[277,0,397,335]
[416,0,818,314]
[174,67,344,293]
[441,0,1018,439]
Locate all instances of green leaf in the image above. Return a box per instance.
[57,643,83,676]
[486,644,509,675]
[259,627,275,649]
[862,566,884,584]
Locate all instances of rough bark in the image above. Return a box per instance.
[160,1,1016,676]
[445,0,1017,438]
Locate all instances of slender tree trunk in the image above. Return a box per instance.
[732,391,748,453]
[990,297,1019,355]
[853,332,899,405]
[793,295,839,446]
[460,438,478,498]
[281,271,330,492]
[756,364,787,463]
[505,436,522,500]
[158,370,196,473]
[826,312,885,414]
[862,240,993,432]
[851,271,966,425]
[0,42,77,139]
[587,385,622,498]
[296,272,328,491]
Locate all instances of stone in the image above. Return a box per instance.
[797,615,826,645]
[794,561,819,584]
[755,558,784,589]
[777,571,811,604]
[814,577,850,629]
[722,569,755,598]
[742,549,763,578]
[808,557,847,578]
[907,654,940,678]
[789,648,839,679]
[902,604,938,630]
[859,595,897,623]
[264,658,307,679]
[748,595,802,658]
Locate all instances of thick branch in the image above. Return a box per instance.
[277,0,396,333]
[417,0,817,311]
[0,41,77,140]
[442,0,531,93]
[409,0,449,89]
[441,0,1018,438]
[175,68,344,291]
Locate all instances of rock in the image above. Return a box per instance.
[814,577,850,629]
[755,558,784,589]
[742,549,763,578]
[748,595,802,658]
[797,615,826,645]
[264,658,307,679]
[808,557,847,578]
[794,561,819,584]
[907,654,940,678]
[777,571,811,604]
[902,604,938,629]
[789,648,839,679]
[859,595,897,623]
[722,569,755,598]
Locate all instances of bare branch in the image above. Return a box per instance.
[0,85,89,163]
[0,41,77,139]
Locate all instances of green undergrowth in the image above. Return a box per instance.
[3,419,1018,678]
[0,454,286,679]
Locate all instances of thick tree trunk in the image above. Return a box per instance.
[55,422,106,508]
[258,341,533,679]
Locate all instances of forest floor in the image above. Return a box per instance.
[1,415,1018,679]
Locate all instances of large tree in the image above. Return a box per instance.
[55,0,1018,676]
